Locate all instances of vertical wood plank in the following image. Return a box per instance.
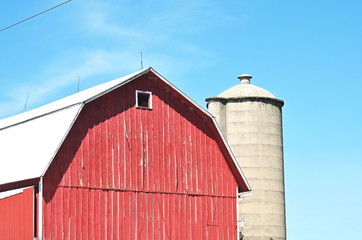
[39,75,242,240]
[159,90,166,194]
[107,190,113,240]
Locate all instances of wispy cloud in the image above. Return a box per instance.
[0,50,139,118]
[80,3,147,40]
[0,0,230,118]
[76,0,220,69]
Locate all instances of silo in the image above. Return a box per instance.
[206,74,286,240]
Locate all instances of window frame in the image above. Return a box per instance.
[135,90,152,109]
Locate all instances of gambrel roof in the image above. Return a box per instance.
[0,68,250,191]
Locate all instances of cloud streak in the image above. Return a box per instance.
[0,0,230,118]
[0,50,139,118]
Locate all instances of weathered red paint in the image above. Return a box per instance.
[0,186,34,240]
[41,73,242,239]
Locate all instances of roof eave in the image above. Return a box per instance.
[148,68,251,192]
[211,117,251,192]
[41,103,85,177]
[84,67,153,104]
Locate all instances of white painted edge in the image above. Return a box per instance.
[149,68,212,118]
[236,187,241,239]
[0,188,23,200]
[83,68,151,105]
[135,90,153,109]
[0,185,36,200]
[150,68,251,191]
[211,117,251,192]
[41,103,84,177]
[0,69,148,130]
[86,67,251,191]
[38,177,43,239]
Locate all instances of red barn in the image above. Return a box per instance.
[0,68,250,240]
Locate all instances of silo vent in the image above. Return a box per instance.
[238,74,252,84]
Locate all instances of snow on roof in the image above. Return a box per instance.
[0,67,250,191]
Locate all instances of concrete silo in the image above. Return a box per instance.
[206,74,286,240]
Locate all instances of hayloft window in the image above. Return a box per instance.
[136,90,152,109]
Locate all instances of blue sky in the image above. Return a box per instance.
[1,0,362,239]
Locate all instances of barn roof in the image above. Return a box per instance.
[0,68,250,191]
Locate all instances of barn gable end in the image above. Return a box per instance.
[43,72,241,239]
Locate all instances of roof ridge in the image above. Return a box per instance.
[0,68,151,129]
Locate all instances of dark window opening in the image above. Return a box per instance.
[136,90,152,109]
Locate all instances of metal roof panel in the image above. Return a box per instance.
[0,104,82,185]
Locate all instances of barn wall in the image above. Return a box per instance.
[0,186,34,240]
[44,188,236,239]
[43,74,239,239]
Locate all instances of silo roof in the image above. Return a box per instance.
[218,83,276,98]
[218,74,276,99]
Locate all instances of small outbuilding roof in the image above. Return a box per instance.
[0,67,250,191]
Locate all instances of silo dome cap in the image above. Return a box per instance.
[217,74,276,98]
[238,74,253,84]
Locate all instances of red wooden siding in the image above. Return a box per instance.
[44,189,236,239]
[0,186,34,240]
[43,74,239,239]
